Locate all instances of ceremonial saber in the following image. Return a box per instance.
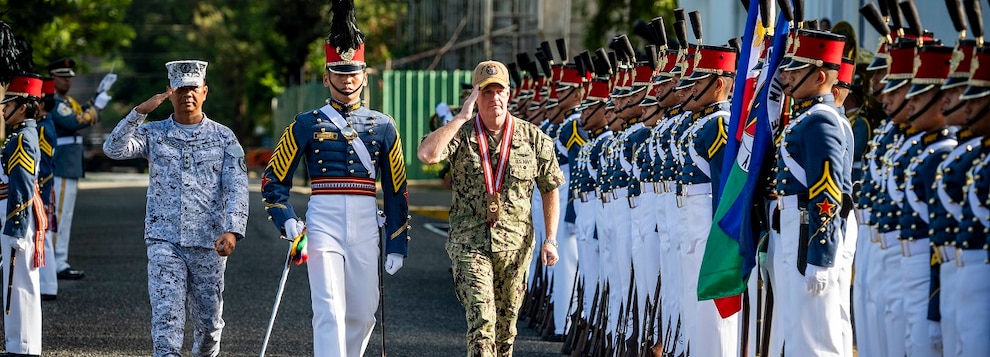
[377,210,388,357]
[5,248,14,315]
[259,242,294,357]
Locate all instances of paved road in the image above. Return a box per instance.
[20,177,562,356]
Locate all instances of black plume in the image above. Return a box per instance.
[674,8,686,23]
[793,0,805,25]
[516,52,534,77]
[946,0,967,34]
[634,19,660,46]
[879,0,890,17]
[965,0,984,39]
[651,17,668,48]
[777,0,794,23]
[674,20,689,48]
[727,37,741,50]
[740,0,750,11]
[619,34,636,63]
[535,51,552,77]
[541,41,555,63]
[0,16,33,85]
[645,45,658,70]
[580,50,596,76]
[805,19,819,31]
[887,0,903,31]
[861,3,891,36]
[556,38,568,63]
[595,48,612,76]
[607,51,619,73]
[689,11,703,42]
[326,0,364,52]
[899,0,923,41]
[760,0,771,28]
[507,62,522,87]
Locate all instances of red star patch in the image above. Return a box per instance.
[816,198,837,216]
[261,177,270,190]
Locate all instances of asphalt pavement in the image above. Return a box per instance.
[16,174,562,356]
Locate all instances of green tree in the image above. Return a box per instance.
[583,0,677,50]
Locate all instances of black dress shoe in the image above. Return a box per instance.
[543,333,565,342]
[41,294,56,301]
[57,268,84,280]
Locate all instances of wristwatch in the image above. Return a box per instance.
[544,239,558,248]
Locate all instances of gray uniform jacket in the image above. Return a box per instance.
[103,109,249,248]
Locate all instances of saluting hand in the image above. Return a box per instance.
[135,89,173,115]
[455,87,480,119]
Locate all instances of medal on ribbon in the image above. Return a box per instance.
[475,115,514,228]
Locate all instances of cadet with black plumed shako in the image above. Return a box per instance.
[900,42,957,357]
[260,2,409,355]
[675,42,738,357]
[774,29,856,357]
[929,35,981,357]
[952,43,990,357]
[572,57,611,323]
[0,73,46,357]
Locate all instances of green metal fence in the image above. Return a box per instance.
[271,70,472,181]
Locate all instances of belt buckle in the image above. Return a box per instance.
[628,196,638,209]
[799,209,809,225]
[676,195,684,208]
[653,182,661,193]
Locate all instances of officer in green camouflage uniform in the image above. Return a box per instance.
[418,60,565,357]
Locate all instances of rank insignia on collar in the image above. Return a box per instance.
[816,197,837,216]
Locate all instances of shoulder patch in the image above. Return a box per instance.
[56,102,73,116]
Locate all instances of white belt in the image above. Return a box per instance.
[56,135,83,146]
[578,190,601,203]
[856,208,871,222]
[641,182,658,194]
[900,238,930,257]
[878,231,900,250]
[681,183,712,197]
[779,195,800,211]
[935,245,955,264]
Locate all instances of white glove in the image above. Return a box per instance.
[94,92,112,110]
[97,73,118,93]
[930,321,943,353]
[384,253,404,275]
[804,264,832,295]
[284,218,305,240]
[8,237,29,252]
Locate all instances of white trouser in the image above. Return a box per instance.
[39,230,56,295]
[601,187,632,338]
[306,195,382,357]
[147,241,226,357]
[853,211,881,357]
[838,215,857,357]
[630,191,660,341]
[574,197,599,315]
[53,177,78,272]
[1,217,41,356]
[865,229,888,357]
[953,249,990,357]
[878,231,906,357]
[662,190,686,356]
[743,269,759,357]
[779,204,847,357]
[765,199,786,357]
[529,184,545,290]
[551,184,579,335]
[901,239,939,357]
[679,193,738,357]
[940,259,959,357]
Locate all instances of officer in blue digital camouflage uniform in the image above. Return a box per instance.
[929,36,980,356]
[676,43,739,357]
[103,59,248,357]
[898,42,956,357]
[45,57,114,281]
[953,43,990,357]
[37,77,58,300]
[260,2,409,355]
[0,73,46,357]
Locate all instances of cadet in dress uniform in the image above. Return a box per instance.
[103,60,248,357]
[0,74,45,357]
[676,43,739,357]
[930,36,981,356]
[45,57,113,281]
[952,43,990,357]
[548,62,586,342]
[260,3,410,355]
[774,29,855,357]
[831,57,859,356]
[36,78,57,301]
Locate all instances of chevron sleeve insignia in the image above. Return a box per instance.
[7,135,36,175]
[388,135,407,190]
[267,122,298,181]
[39,126,53,157]
[707,116,728,158]
[809,161,841,210]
